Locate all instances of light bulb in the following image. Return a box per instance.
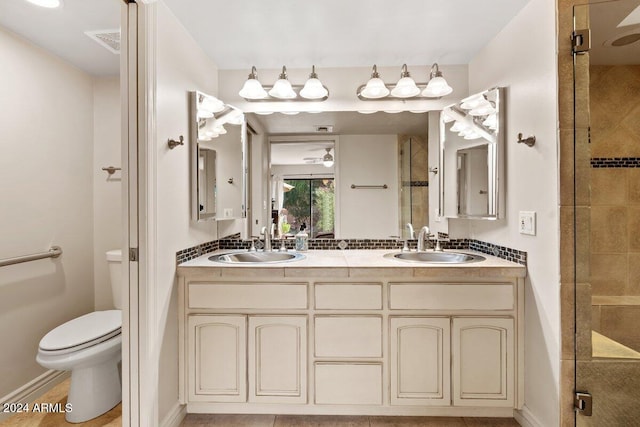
[238,66,268,99]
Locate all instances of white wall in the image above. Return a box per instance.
[93,77,122,310]
[462,0,560,425]
[147,2,222,424]
[338,135,398,239]
[0,26,95,397]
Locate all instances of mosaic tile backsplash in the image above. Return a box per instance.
[176,234,527,266]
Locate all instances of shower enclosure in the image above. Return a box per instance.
[573,0,640,425]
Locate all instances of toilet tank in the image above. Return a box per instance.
[106,249,123,309]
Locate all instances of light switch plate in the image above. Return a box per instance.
[519,211,536,235]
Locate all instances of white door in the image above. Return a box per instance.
[248,316,307,403]
[452,317,514,407]
[390,317,451,406]
[188,315,247,402]
[121,1,139,425]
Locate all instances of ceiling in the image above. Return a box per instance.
[252,111,427,164]
[249,111,428,135]
[0,0,121,76]
[1,0,636,77]
[162,0,530,70]
[586,0,640,65]
[0,0,531,76]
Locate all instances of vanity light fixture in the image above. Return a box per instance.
[322,148,334,168]
[469,99,496,116]
[360,65,390,99]
[269,66,297,99]
[300,66,329,99]
[390,64,421,98]
[197,93,225,119]
[357,63,453,101]
[421,63,453,97]
[238,66,268,100]
[239,65,329,102]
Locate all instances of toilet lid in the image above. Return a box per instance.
[40,310,122,352]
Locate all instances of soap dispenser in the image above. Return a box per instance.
[295,223,308,252]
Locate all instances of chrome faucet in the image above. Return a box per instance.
[261,225,272,251]
[417,226,432,252]
[406,223,415,239]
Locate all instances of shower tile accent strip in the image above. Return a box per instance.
[177,235,527,266]
[401,180,429,187]
[591,157,640,168]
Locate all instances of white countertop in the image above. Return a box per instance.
[178,249,526,279]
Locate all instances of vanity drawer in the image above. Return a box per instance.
[314,316,382,358]
[188,282,308,309]
[314,283,382,310]
[314,363,382,405]
[389,283,514,310]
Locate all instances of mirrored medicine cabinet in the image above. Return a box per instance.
[439,87,504,220]
[189,90,248,222]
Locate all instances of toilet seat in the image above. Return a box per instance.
[39,310,122,355]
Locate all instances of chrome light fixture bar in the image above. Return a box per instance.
[357,63,453,101]
[239,65,329,102]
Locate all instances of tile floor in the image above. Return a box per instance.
[180,414,521,427]
[0,378,521,427]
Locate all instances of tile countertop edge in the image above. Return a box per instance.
[177,249,526,278]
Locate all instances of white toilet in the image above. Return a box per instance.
[37,249,123,423]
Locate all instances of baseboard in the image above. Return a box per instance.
[0,370,70,422]
[160,401,186,427]
[514,405,546,427]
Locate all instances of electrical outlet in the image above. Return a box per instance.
[519,211,536,235]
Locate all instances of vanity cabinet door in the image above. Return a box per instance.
[452,317,514,407]
[248,316,307,403]
[390,317,451,406]
[188,315,247,402]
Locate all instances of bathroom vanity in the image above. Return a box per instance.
[177,250,525,417]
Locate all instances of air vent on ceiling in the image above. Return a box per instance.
[85,29,120,54]
[315,125,334,133]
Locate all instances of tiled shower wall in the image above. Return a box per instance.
[588,65,640,352]
[589,65,640,298]
[558,2,640,426]
[398,134,429,234]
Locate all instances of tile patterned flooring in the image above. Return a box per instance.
[180,414,521,427]
[0,378,520,426]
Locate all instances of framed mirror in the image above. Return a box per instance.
[189,91,247,222]
[439,87,504,219]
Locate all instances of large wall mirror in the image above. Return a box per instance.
[189,91,247,222]
[247,111,429,239]
[439,87,504,219]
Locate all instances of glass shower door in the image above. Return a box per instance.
[574,0,640,425]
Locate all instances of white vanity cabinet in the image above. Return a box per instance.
[389,317,451,406]
[187,314,307,404]
[187,315,247,402]
[178,257,525,417]
[248,316,307,403]
[452,317,514,407]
